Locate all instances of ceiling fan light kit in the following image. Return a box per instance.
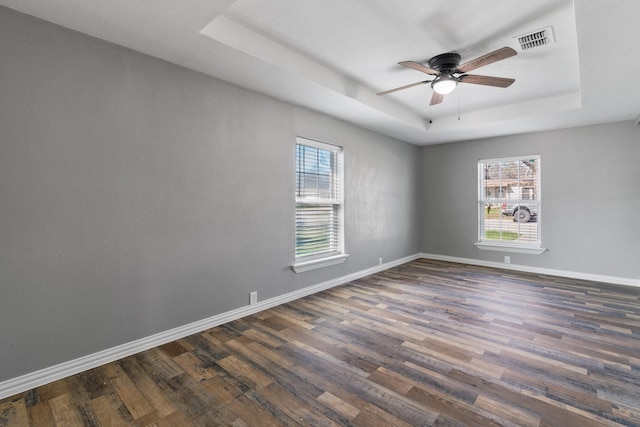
[378,47,518,106]
[432,75,458,95]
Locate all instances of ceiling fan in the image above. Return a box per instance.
[377,46,518,105]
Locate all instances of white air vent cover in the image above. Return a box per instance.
[516,26,555,50]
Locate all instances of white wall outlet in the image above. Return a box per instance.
[249,291,258,305]
[378,257,383,265]
[504,256,511,264]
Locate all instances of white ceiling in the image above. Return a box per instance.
[2,0,639,145]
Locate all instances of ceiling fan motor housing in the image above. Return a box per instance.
[427,52,461,72]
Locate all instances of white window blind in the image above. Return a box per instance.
[477,156,543,252]
[295,138,344,260]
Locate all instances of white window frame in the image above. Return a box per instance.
[475,155,546,255]
[292,137,348,273]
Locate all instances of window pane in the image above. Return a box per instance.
[481,201,539,244]
[482,162,503,200]
[482,159,539,202]
[296,145,336,199]
[518,159,539,200]
[295,204,338,257]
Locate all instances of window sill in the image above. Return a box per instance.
[475,242,546,255]
[291,254,350,273]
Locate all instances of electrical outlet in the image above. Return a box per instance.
[249,291,258,305]
[504,256,511,264]
[378,257,383,265]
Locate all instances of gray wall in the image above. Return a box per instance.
[0,7,421,382]
[421,121,640,279]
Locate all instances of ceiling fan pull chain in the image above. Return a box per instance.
[457,84,461,121]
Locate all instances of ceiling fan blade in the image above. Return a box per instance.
[430,92,444,105]
[399,61,438,75]
[457,47,517,73]
[460,74,515,88]
[377,80,430,96]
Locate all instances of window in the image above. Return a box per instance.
[476,156,545,254]
[292,137,348,273]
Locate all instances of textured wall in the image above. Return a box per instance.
[0,7,421,382]
[421,121,640,279]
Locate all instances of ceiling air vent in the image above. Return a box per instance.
[516,26,555,51]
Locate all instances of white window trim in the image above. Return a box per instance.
[474,242,546,254]
[477,155,545,254]
[291,253,350,273]
[291,137,348,273]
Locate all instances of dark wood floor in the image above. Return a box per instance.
[2,259,639,426]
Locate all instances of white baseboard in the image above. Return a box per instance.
[420,253,640,288]
[0,253,420,400]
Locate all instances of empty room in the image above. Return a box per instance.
[1,0,639,426]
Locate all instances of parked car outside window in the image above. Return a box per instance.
[501,203,537,223]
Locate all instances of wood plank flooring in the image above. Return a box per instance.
[1,259,639,426]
